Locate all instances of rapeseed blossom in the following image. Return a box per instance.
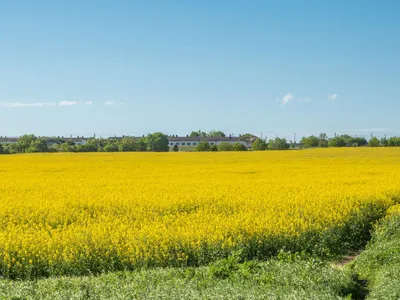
[0,148,399,278]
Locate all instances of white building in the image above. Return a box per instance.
[0,137,18,144]
[167,136,256,148]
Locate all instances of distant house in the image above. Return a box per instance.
[0,136,91,147]
[63,137,88,146]
[0,137,18,144]
[167,135,256,148]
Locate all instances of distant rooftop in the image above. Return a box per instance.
[167,136,242,142]
[0,135,258,144]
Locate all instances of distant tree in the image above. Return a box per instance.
[83,139,99,152]
[217,142,234,151]
[15,134,37,153]
[388,137,400,147]
[301,135,319,148]
[103,143,119,152]
[340,134,353,146]
[5,144,16,154]
[340,135,367,147]
[268,138,290,150]
[328,137,346,147]
[319,140,328,147]
[210,145,218,152]
[146,132,169,152]
[368,137,380,147]
[318,133,328,147]
[56,142,71,152]
[118,137,138,152]
[18,134,36,147]
[190,130,206,137]
[319,133,328,140]
[252,138,267,151]
[380,137,388,147]
[351,137,368,147]
[208,130,226,137]
[233,142,247,151]
[196,141,210,151]
[26,139,48,153]
[172,144,179,152]
[137,137,148,151]
[0,144,4,154]
[189,131,200,137]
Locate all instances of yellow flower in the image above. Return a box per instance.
[0,149,398,277]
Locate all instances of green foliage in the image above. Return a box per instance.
[58,142,75,152]
[268,138,289,150]
[233,142,248,151]
[196,141,210,152]
[189,130,207,137]
[352,213,400,299]
[252,138,267,151]
[17,134,37,152]
[118,137,138,152]
[311,202,387,258]
[1,135,50,153]
[301,135,319,148]
[103,143,119,152]
[328,137,346,147]
[340,135,368,147]
[210,145,218,152]
[5,133,400,155]
[368,137,380,147]
[136,138,148,152]
[388,136,400,146]
[1,144,13,154]
[208,130,226,137]
[189,131,200,137]
[83,139,100,152]
[172,145,179,152]
[0,256,358,299]
[146,132,169,152]
[25,139,49,153]
[380,137,388,147]
[319,133,329,147]
[326,135,368,148]
[209,250,243,279]
[354,138,368,147]
[319,133,328,140]
[217,142,234,151]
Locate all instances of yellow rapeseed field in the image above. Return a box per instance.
[1,148,400,278]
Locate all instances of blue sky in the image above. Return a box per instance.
[1,0,399,140]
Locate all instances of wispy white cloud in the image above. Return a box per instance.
[279,93,311,105]
[104,101,123,106]
[1,100,97,108]
[281,93,293,105]
[328,94,338,101]
[59,101,77,106]
[0,102,56,108]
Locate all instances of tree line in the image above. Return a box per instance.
[1,132,400,155]
[0,133,170,154]
[300,133,400,148]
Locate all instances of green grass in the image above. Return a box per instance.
[350,213,400,299]
[2,207,400,299]
[0,253,358,300]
